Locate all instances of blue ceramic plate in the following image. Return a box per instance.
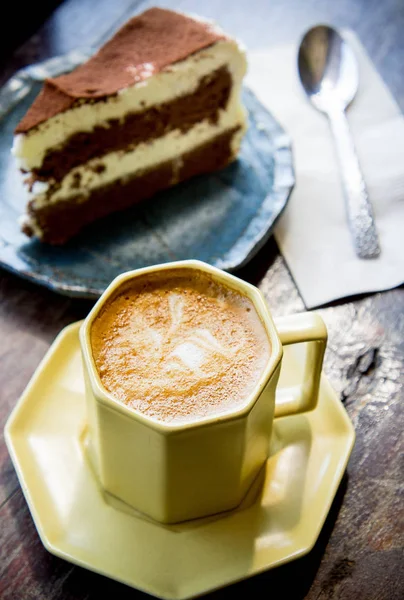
[0,51,294,298]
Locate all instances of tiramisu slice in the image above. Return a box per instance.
[13,8,247,244]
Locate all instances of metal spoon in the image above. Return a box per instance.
[298,25,380,259]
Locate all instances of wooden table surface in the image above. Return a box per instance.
[1,1,403,598]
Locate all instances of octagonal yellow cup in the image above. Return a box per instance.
[80,260,327,524]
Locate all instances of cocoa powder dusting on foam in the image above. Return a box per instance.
[90,271,270,424]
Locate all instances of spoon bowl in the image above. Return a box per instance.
[298,25,358,113]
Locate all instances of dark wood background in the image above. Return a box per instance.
[1,1,403,598]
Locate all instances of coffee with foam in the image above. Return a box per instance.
[90,270,270,424]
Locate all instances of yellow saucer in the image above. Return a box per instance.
[5,322,354,599]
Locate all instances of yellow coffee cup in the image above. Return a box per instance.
[80,260,327,524]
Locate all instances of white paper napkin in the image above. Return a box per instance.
[246,32,404,308]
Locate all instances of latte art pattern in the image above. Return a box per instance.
[91,272,270,423]
[132,293,240,385]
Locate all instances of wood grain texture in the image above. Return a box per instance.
[1,1,403,598]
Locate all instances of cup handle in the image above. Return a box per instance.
[273,313,327,418]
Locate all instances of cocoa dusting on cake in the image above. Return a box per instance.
[15,8,226,134]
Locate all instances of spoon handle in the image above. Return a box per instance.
[327,108,381,259]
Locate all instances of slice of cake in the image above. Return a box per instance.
[13,8,247,244]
